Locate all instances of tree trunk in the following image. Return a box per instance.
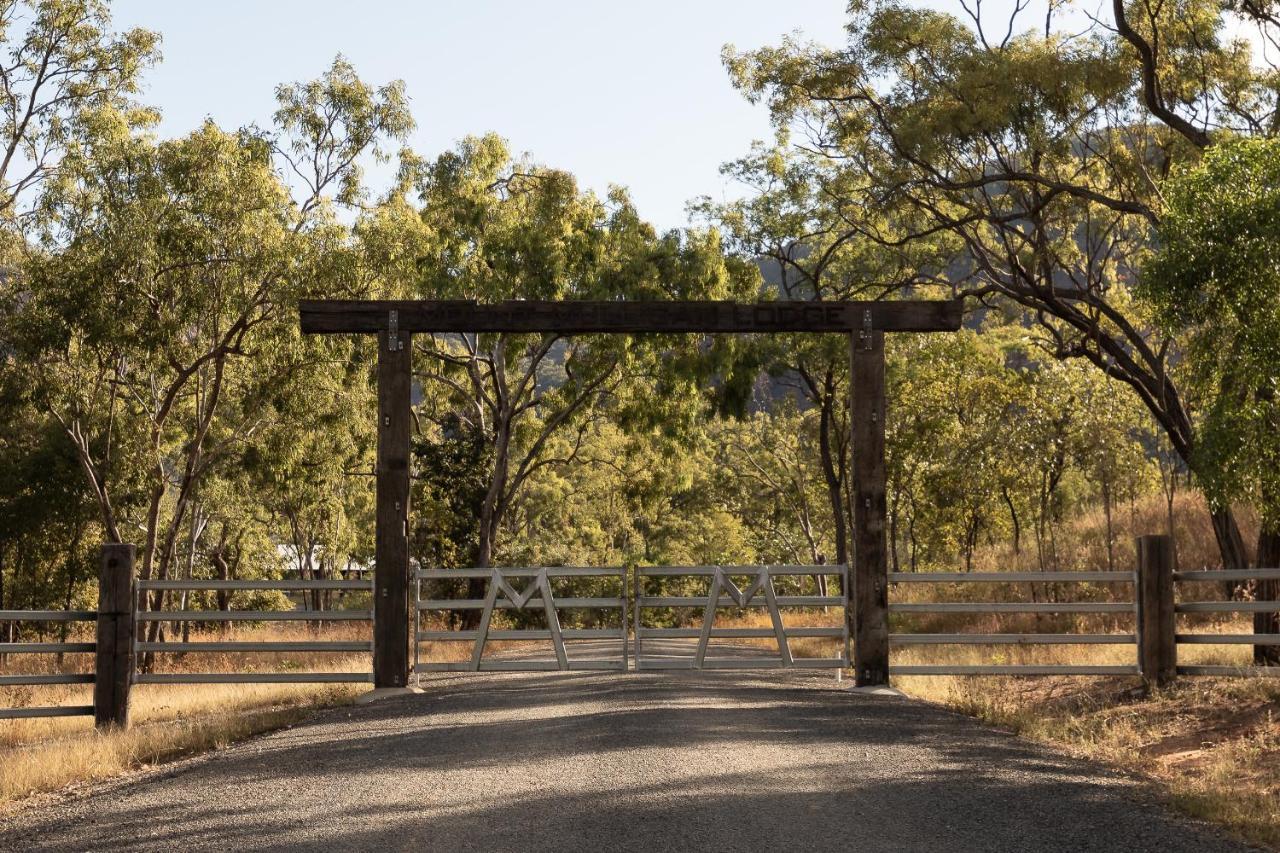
[179,508,203,648]
[1209,505,1249,604]
[53,520,87,668]
[212,546,230,637]
[817,393,849,566]
[963,512,980,572]
[908,507,917,572]
[461,530,493,632]
[1002,486,1021,558]
[888,498,900,573]
[1102,474,1114,572]
[1210,507,1248,570]
[57,545,77,667]
[0,543,8,649]
[1256,525,1280,666]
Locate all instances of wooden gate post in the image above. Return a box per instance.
[375,322,412,689]
[851,325,889,686]
[95,543,135,730]
[1136,534,1176,687]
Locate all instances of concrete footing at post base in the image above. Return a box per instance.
[356,686,424,705]
[846,684,906,697]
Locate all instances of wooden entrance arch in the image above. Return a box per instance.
[299,298,962,688]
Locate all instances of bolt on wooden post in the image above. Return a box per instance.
[95,543,136,729]
[1136,534,1176,687]
[851,325,889,687]
[375,318,412,689]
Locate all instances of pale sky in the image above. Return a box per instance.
[111,1,853,231]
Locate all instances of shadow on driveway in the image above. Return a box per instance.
[0,670,1252,853]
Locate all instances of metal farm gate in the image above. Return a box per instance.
[6,538,1278,729]
[412,564,847,673]
[414,567,628,673]
[634,565,848,671]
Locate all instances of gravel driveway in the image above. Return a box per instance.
[0,668,1255,852]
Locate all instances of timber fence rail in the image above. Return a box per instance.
[887,569,1141,677]
[414,566,628,673]
[1,544,135,727]
[634,565,848,671]
[133,576,375,685]
[8,536,1277,733]
[1173,567,1280,679]
[0,609,98,720]
[885,535,1280,684]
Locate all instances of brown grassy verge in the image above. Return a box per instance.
[714,606,1278,850]
[894,491,1279,849]
[0,625,370,809]
[898,660,1280,850]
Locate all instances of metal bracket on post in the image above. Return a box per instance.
[858,309,873,351]
[851,322,889,687]
[387,309,401,352]
[860,311,880,431]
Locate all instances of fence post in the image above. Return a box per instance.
[1255,531,1280,665]
[1136,534,1176,688]
[374,324,412,689]
[95,543,136,730]
[851,325,889,687]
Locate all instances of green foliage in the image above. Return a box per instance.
[0,51,404,624]
[0,0,161,219]
[886,325,1156,572]
[714,406,836,565]
[406,134,758,570]
[411,415,491,570]
[272,55,414,212]
[1142,137,1280,522]
[1,8,1263,625]
[710,0,1280,570]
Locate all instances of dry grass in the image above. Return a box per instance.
[0,684,360,810]
[889,489,1279,850]
[0,624,370,808]
[896,652,1280,850]
[714,569,1278,850]
[2,491,1274,838]
[968,490,1257,575]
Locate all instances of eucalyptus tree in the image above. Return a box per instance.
[695,146,957,566]
[888,329,1019,571]
[717,0,1280,570]
[1142,137,1280,661]
[0,404,97,636]
[500,420,759,570]
[716,406,836,567]
[406,134,757,601]
[0,0,157,609]
[20,121,298,584]
[0,0,159,224]
[9,60,410,652]
[1070,361,1156,570]
[242,339,377,612]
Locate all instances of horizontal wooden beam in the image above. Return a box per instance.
[299,298,962,335]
